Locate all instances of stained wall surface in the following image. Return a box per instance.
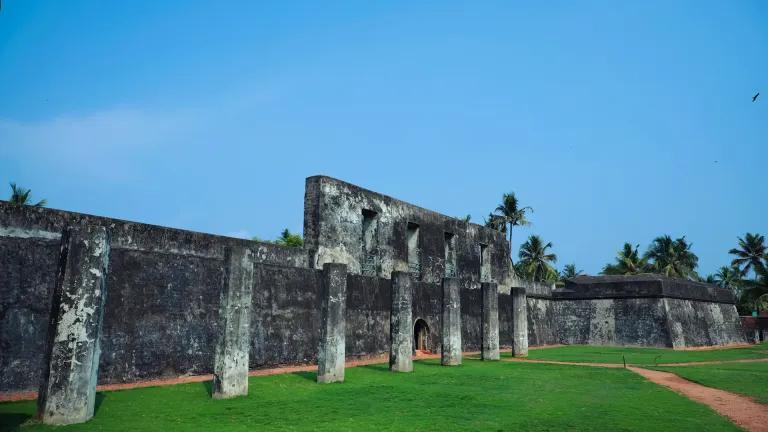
[0,178,746,396]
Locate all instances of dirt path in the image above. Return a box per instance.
[503,358,624,368]
[505,357,768,430]
[656,358,768,367]
[629,367,768,432]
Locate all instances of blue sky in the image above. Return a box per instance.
[1,1,766,276]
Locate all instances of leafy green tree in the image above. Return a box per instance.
[493,192,532,262]
[8,182,46,207]
[644,235,698,279]
[252,229,304,247]
[517,234,557,282]
[601,243,649,275]
[729,233,766,278]
[458,214,471,223]
[275,228,303,247]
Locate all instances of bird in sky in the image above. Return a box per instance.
[753,92,760,102]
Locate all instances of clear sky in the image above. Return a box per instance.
[0,1,766,276]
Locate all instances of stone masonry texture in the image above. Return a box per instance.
[481,282,500,360]
[389,272,413,372]
[37,226,110,425]
[441,278,462,366]
[212,246,255,399]
[0,175,746,397]
[317,263,347,383]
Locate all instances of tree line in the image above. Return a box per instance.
[481,191,767,315]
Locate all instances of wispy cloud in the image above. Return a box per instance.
[0,108,195,181]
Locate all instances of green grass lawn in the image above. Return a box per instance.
[0,359,740,432]
[509,342,768,365]
[652,361,768,404]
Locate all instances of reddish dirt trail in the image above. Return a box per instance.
[503,358,624,368]
[629,367,768,432]
[656,358,768,367]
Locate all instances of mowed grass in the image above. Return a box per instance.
[0,359,740,432]
[510,342,768,365]
[653,361,768,404]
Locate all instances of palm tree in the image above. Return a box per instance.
[484,213,507,233]
[494,192,532,263]
[729,233,766,278]
[711,266,742,289]
[644,235,698,279]
[558,263,583,287]
[740,254,768,313]
[517,235,557,282]
[8,182,46,207]
[561,263,583,279]
[601,243,649,275]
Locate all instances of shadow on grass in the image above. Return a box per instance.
[413,359,443,368]
[359,364,392,374]
[0,413,32,432]
[201,380,213,397]
[94,393,106,415]
[292,371,317,382]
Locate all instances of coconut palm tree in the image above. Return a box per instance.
[7,182,46,207]
[494,192,532,262]
[517,235,557,282]
[711,266,742,289]
[739,254,768,313]
[643,235,699,279]
[484,213,507,233]
[557,263,583,287]
[561,263,583,279]
[729,233,766,278]
[601,243,649,275]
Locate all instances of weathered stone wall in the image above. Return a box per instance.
[554,298,670,347]
[553,275,745,348]
[663,298,744,348]
[0,178,748,397]
[0,203,311,392]
[303,176,514,290]
[346,275,391,359]
[527,297,558,346]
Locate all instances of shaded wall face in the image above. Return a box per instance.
[552,297,745,348]
[304,177,512,290]
[411,281,442,353]
[251,265,323,368]
[0,236,58,392]
[554,298,670,347]
[526,298,558,346]
[346,275,391,359]
[100,249,223,383]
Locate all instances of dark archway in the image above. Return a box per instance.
[413,319,430,353]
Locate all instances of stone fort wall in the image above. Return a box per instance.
[0,176,745,396]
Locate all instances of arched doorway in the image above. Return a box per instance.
[413,319,430,353]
